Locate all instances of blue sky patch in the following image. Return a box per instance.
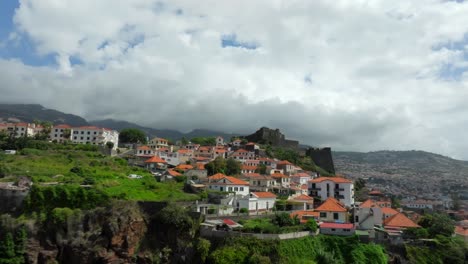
[221,34,258,50]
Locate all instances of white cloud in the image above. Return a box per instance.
[1,0,468,158]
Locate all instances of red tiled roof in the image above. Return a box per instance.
[309,177,352,184]
[315,198,347,212]
[320,223,354,229]
[360,199,378,208]
[384,213,420,228]
[167,169,182,177]
[137,146,152,151]
[195,163,205,170]
[241,165,258,170]
[291,172,311,178]
[293,194,314,201]
[270,172,288,178]
[178,149,192,154]
[235,148,249,153]
[381,207,399,216]
[54,124,72,129]
[223,219,237,226]
[208,173,226,180]
[290,210,319,223]
[175,164,194,170]
[212,175,249,185]
[252,192,276,198]
[278,160,293,165]
[455,226,468,236]
[242,173,261,178]
[144,156,166,163]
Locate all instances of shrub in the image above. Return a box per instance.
[305,218,318,232]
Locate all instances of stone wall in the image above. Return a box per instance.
[0,184,30,214]
[200,227,311,240]
[306,147,335,174]
[242,127,299,149]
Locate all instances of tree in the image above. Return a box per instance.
[33,120,53,140]
[106,141,114,149]
[119,128,147,144]
[226,158,241,175]
[418,213,455,238]
[181,137,189,145]
[305,218,318,232]
[255,164,267,174]
[196,238,211,263]
[205,157,227,175]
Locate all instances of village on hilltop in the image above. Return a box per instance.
[1,121,466,245]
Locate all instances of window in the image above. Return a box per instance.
[234,187,238,191]
[60,129,63,132]
[80,137,83,140]
[81,131,84,134]
[74,136,77,140]
[240,187,244,191]
[228,187,232,191]
[320,212,326,218]
[55,134,57,137]
[331,229,336,231]
[333,213,339,220]
[344,229,350,232]
[87,137,90,140]
[220,187,223,191]
[55,129,58,132]
[87,131,90,135]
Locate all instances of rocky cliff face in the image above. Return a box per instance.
[25,201,148,264]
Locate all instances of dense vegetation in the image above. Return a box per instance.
[209,235,388,264]
[237,213,317,234]
[118,128,147,144]
[205,157,242,176]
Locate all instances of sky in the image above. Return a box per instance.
[1,1,468,159]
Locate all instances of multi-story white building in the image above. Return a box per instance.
[148,137,169,150]
[308,177,354,207]
[238,192,276,212]
[0,123,37,138]
[71,126,119,149]
[50,124,73,142]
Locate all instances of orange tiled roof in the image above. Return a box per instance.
[175,164,194,170]
[242,173,261,178]
[381,207,399,216]
[290,210,320,224]
[360,199,378,208]
[241,165,258,170]
[167,169,182,177]
[455,226,468,236]
[208,173,226,180]
[54,124,72,129]
[138,146,152,151]
[384,213,420,228]
[309,176,352,184]
[270,172,288,178]
[293,194,314,201]
[277,160,293,165]
[315,197,347,212]
[214,176,249,185]
[195,163,205,170]
[178,149,192,154]
[144,156,166,163]
[252,192,276,198]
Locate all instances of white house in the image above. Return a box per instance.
[290,172,313,185]
[315,197,348,223]
[50,124,73,142]
[238,192,276,212]
[308,177,354,207]
[0,122,36,138]
[71,126,119,149]
[136,145,154,156]
[230,149,255,163]
[208,175,249,196]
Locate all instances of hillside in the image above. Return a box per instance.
[334,150,468,197]
[90,119,241,140]
[0,104,88,126]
